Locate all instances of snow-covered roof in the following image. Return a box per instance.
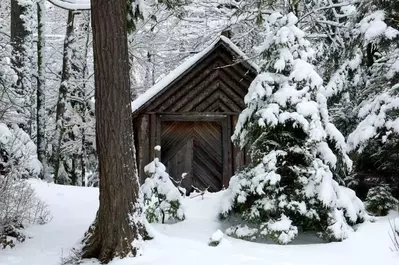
[131,36,259,113]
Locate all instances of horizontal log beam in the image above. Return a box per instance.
[159,113,228,122]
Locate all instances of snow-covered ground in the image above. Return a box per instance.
[0,180,398,265]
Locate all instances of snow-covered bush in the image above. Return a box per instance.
[0,123,41,179]
[0,123,50,248]
[0,43,25,125]
[0,178,51,248]
[141,155,185,223]
[366,184,398,216]
[220,12,370,244]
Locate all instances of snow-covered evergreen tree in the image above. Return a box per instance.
[220,12,369,244]
[346,4,399,150]
[141,149,185,224]
[366,184,398,216]
[345,1,399,196]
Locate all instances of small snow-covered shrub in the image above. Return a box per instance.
[0,178,51,248]
[366,184,398,216]
[59,247,82,265]
[141,157,185,223]
[220,12,370,244]
[0,123,50,249]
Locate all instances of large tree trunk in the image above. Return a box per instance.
[81,0,147,262]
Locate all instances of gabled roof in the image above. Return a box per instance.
[131,36,259,114]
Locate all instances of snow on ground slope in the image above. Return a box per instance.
[0,180,99,265]
[0,180,398,265]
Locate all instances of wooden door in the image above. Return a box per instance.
[161,121,223,193]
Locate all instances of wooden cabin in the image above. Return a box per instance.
[132,36,258,194]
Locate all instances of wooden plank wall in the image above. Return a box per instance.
[161,120,223,192]
[134,113,248,188]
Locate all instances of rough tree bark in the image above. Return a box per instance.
[81,0,148,262]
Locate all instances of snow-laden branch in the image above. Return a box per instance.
[315,19,343,27]
[298,1,359,22]
[47,0,90,10]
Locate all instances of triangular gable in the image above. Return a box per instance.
[131,36,259,114]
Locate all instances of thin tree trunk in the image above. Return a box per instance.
[52,10,75,183]
[10,0,33,134]
[36,0,46,179]
[79,12,91,187]
[11,0,30,94]
[81,128,86,186]
[81,0,148,262]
